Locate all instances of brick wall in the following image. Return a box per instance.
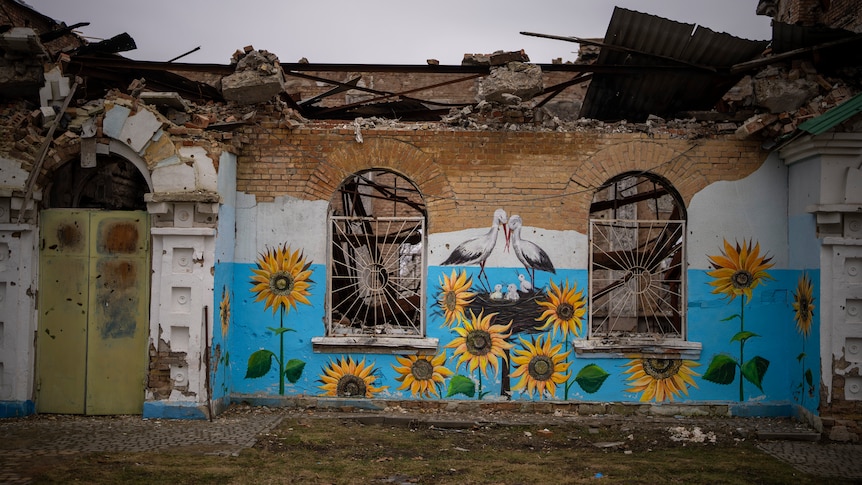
[236,122,767,233]
[775,0,862,31]
[0,0,85,55]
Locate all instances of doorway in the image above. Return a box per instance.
[36,209,150,415]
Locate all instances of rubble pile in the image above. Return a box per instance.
[730,60,860,143]
[222,46,286,105]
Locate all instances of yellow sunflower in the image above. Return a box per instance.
[219,287,231,337]
[510,334,571,399]
[392,353,453,398]
[249,244,313,314]
[535,279,587,339]
[793,273,815,337]
[319,357,387,398]
[439,269,475,327]
[707,239,774,303]
[446,310,513,378]
[623,358,700,402]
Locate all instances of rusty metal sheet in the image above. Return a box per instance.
[86,212,149,415]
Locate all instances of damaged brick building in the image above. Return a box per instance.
[1,0,862,442]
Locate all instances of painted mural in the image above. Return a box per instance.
[703,239,774,401]
[217,205,820,415]
[792,273,816,405]
[245,244,313,395]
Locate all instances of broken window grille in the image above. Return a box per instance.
[327,169,426,337]
[588,172,686,341]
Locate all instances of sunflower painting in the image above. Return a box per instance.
[793,273,816,404]
[219,287,231,337]
[623,358,700,402]
[703,239,773,401]
[217,286,232,395]
[250,244,313,314]
[246,244,313,395]
[319,357,387,398]
[510,334,571,399]
[392,353,453,398]
[445,310,513,399]
[793,273,815,338]
[535,279,586,339]
[706,239,774,303]
[438,269,476,327]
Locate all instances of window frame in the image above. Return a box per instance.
[312,169,437,354]
[574,172,701,359]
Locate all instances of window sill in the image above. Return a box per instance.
[311,336,438,354]
[573,338,701,360]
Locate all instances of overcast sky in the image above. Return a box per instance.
[25,0,772,65]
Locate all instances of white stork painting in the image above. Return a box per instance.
[441,208,508,289]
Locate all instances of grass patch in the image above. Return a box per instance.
[25,417,847,484]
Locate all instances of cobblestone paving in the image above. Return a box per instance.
[0,411,284,484]
[758,441,862,479]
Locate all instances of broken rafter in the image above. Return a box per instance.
[730,32,862,74]
[317,73,485,116]
[299,76,361,107]
[589,187,670,214]
[520,31,718,73]
[535,72,593,108]
[18,79,80,224]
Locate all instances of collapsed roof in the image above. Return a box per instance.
[4,4,862,129]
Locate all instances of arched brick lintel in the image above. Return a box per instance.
[304,137,457,232]
[562,139,767,233]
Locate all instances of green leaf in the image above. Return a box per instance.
[730,331,760,343]
[245,349,276,379]
[741,356,770,391]
[266,327,296,336]
[796,352,806,362]
[284,359,306,383]
[574,364,610,394]
[446,375,475,398]
[805,368,813,387]
[702,354,738,385]
[720,314,741,322]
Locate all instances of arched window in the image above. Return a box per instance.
[588,172,687,342]
[326,169,426,338]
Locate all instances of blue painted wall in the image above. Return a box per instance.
[215,260,820,413]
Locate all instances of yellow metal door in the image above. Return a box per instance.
[37,210,90,414]
[37,210,150,415]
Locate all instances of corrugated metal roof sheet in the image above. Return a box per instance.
[580,7,769,122]
[798,92,862,135]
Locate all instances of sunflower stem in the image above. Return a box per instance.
[564,339,571,400]
[477,372,482,400]
[800,339,806,405]
[279,306,285,395]
[739,299,745,402]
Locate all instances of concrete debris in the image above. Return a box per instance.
[667,426,717,443]
[754,74,820,114]
[478,61,543,104]
[724,59,861,143]
[222,47,285,105]
[462,49,530,66]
